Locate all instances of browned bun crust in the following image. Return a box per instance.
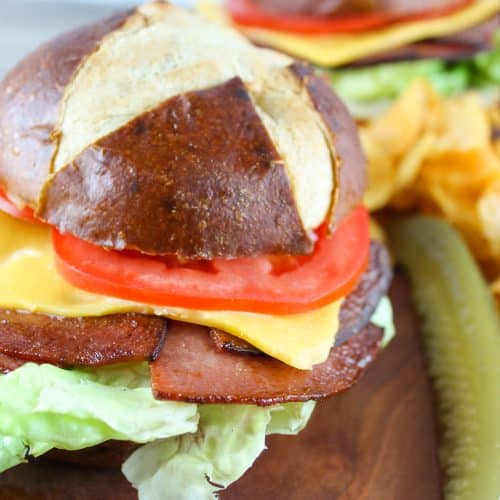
[0,3,365,259]
[39,77,312,259]
[0,9,132,206]
[290,62,366,231]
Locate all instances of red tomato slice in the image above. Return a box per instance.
[53,206,370,315]
[0,187,41,224]
[227,0,473,35]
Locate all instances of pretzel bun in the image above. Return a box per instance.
[0,2,365,259]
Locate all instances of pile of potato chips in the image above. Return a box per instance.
[360,80,500,307]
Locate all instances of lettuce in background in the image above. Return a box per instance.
[328,31,500,108]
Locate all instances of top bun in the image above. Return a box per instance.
[0,2,365,259]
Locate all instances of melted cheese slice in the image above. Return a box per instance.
[198,0,499,67]
[0,211,342,369]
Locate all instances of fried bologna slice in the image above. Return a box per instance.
[0,323,382,408]
[0,353,24,374]
[337,240,392,345]
[0,312,167,367]
[151,323,382,406]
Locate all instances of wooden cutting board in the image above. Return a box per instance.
[0,273,442,499]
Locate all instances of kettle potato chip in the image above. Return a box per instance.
[361,80,500,306]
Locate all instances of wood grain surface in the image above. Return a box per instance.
[0,273,442,499]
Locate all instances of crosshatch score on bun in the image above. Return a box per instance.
[0,1,365,259]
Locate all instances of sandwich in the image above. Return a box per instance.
[199,0,499,118]
[0,2,394,498]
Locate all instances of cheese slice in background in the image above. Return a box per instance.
[0,211,341,370]
[198,0,499,67]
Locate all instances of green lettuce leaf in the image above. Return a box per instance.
[0,437,51,471]
[266,400,316,435]
[123,402,316,500]
[0,362,198,472]
[329,59,469,104]
[468,30,500,87]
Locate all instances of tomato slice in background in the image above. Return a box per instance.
[227,0,473,35]
[0,187,41,224]
[53,206,370,315]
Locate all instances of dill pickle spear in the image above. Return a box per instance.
[387,216,500,500]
